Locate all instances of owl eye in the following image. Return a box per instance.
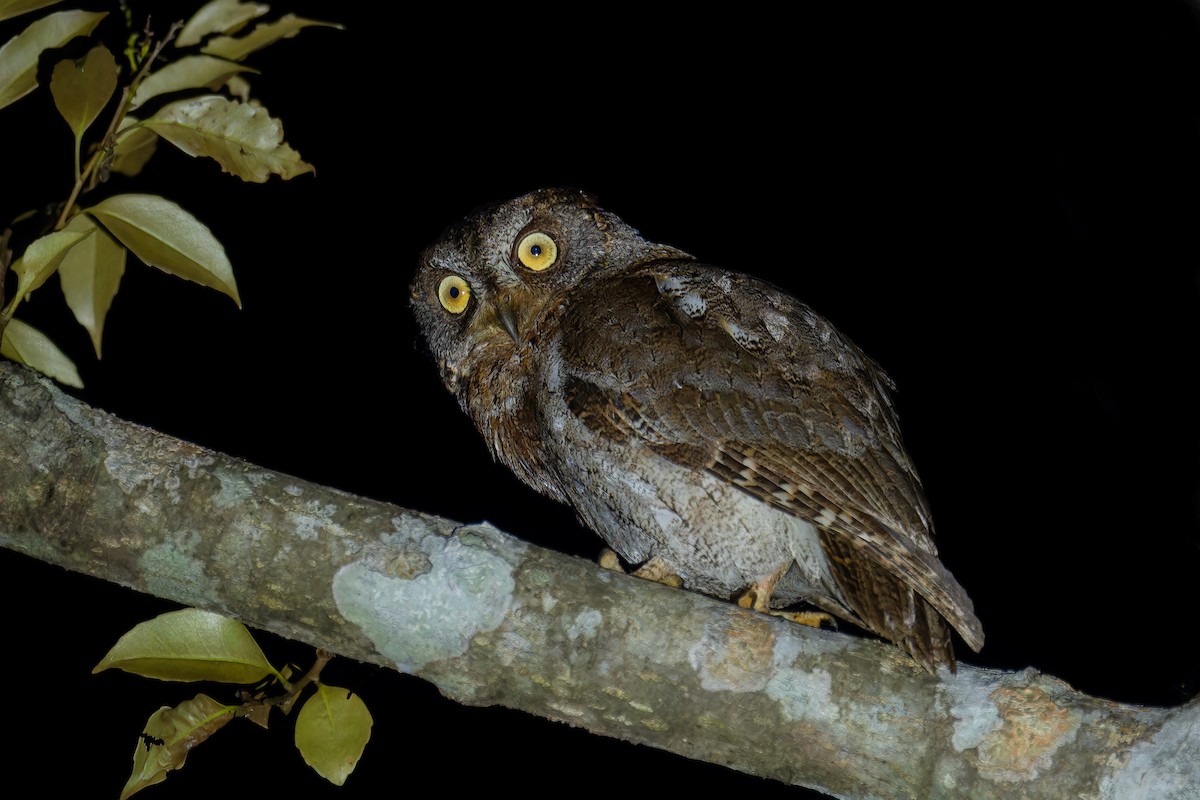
[438,275,471,314]
[516,232,558,272]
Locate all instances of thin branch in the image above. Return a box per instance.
[53,20,183,231]
[0,226,10,310]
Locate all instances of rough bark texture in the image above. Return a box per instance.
[1,360,1196,800]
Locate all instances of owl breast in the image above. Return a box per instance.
[458,332,570,508]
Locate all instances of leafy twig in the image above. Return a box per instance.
[53,19,183,232]
[236,649,334,718]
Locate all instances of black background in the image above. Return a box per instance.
[3,1,1199,798]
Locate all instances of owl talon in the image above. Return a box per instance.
[736,586,838,629]
[600,550,683,588]
[737,565,787,613]
[598,548,624,573]
[774,610,838,630]
[632,556,683,588]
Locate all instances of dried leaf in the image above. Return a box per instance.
[111,118,158,176]
[177,0,270,48]
[243,701,271,729]
[85,193,241,306]
[0,0,63,23]
[0,9,107,111]
[50,44,117,138]
[0,318,83,387]
[145,95,313,182]
[58,214,126,358]
[130,54,258,110]
[202,13,343,61]
[120,694,234,800]
[295,685,373,786]
[93,608,276,683]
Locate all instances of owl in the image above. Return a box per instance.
[410,188,984,672]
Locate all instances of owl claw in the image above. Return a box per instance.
[737,566,786,612]
[735,567,838,629]
[598,547,624,573]
[633,557,683,588]
[736,586,838,629]
[598,549,683,588]
[775,610,839,630]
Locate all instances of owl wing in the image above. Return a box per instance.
[558,263,984,667]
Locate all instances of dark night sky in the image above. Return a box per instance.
[3,2,1200,798]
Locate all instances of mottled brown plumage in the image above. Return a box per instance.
[410,188,983,672]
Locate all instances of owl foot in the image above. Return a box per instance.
[737,591,838,629]
[598,549,683,588]
[736,567,787,613]
[598,548,623,573]
[737,568,838,629]
[772,610,839,629]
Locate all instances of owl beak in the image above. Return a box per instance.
[496,302,522,344]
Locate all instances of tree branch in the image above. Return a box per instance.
[1,361,1195,799]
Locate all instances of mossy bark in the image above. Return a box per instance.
[1,361,1196,800]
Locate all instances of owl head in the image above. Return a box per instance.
[409,188,689,399]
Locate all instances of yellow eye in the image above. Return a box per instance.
[516,232,558,271]
[438,275,471,314]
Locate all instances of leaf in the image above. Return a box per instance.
[49,44,117,139]
[0,10,107,111]
[9,227,92,306]
[144,95,313,182]
[93,608,276,683]
[202,13,343,62]
[0,0,63,23]
[294,684,373,786]
[120,694,234,800]
[243,701,271,730]
[225,73,251,102]
[0,318,82,387]
[130,54,258,110]
[111,118,158,176]
[85,194,241,306]
[58,214,126,358]
[177,0,270,48]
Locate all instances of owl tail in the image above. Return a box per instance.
[816,528,983,674]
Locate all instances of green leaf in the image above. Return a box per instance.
[58,214,126,358]
[85,193,241,306]
[111,117,158,176]
[0,0,64,24]
[0,318,83,387]
[49,44,117,139]
[120,694,234,800]
[9,227,92,306]
[130,54,258,110]
[92,608,276,683]
[295,684,373,786]
[177,0,270,48]
[144,95,314,182]
[202,13,343,62]
[0,10,107,111]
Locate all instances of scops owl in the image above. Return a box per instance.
[410,188,984,672]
